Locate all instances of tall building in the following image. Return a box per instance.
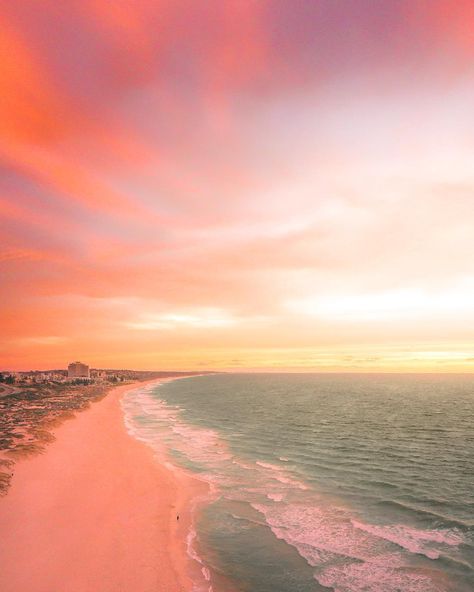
[67,361,90,379]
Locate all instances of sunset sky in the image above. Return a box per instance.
[1,1,474,372]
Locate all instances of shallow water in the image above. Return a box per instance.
[123,373,474,592]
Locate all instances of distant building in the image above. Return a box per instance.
[67,361,90,379]
[90,369,106,379]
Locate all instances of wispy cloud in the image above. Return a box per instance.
[125,308,237,330]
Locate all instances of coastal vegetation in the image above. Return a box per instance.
[0,371,206,495]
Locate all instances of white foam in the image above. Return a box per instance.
[256,461,282,471]
[317,557,447,592]
[267,493,285,502]
[251,502,459,592]
[350,519,464,560]
[186,527,214,592]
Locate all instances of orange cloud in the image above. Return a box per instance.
[1,2,474,371]
[422,0,474,55]
[0,17,68,143]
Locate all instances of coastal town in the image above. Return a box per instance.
[0,363,200,495]
[0,361,147,389]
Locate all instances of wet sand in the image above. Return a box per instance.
[0,380,208,592]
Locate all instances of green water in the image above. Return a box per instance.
[124,373,474,591]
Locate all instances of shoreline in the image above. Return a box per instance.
[0,378,209,592]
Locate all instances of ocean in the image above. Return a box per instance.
[122,373,474,592]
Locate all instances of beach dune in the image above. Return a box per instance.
[0,382,204,592]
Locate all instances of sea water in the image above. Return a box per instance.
[122,373,474,592]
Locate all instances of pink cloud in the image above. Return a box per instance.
[1,1,474,370]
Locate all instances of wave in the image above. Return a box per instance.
[121,379,470,592]
[350,519,464,560]
[252,502,464,592]
[186,527,213,592]
[376,499,474,530]
[122,382,217,592]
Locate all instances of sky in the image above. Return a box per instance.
[1,1,474,372]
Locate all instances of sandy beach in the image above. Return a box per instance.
[0,380,208,592]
